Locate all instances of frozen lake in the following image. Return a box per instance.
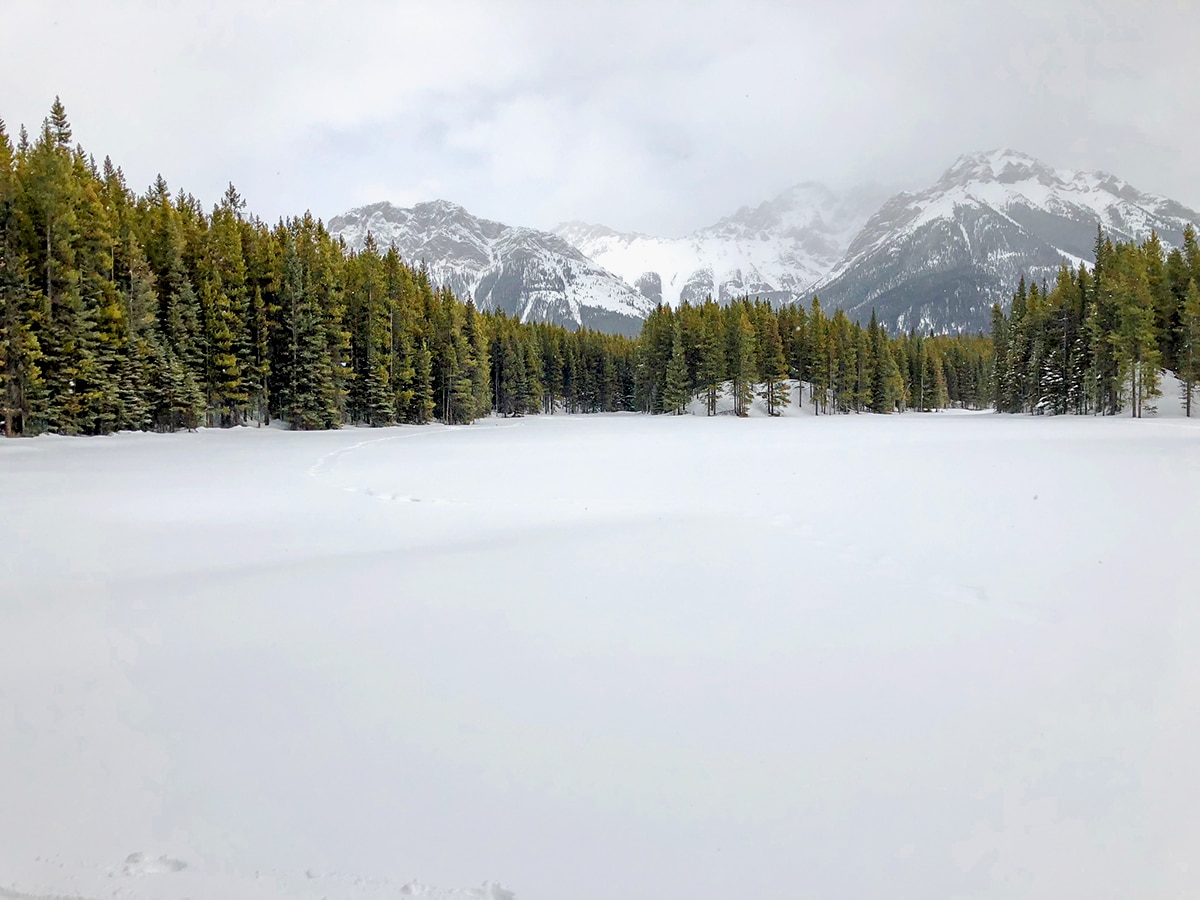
[2,411,1199,900]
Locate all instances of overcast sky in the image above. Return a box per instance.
[3,0,1198,236]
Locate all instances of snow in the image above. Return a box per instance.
[3,411,1200,900]
[552,230,820,308]
[683,380,827,417]
[822,149,1200,292]
[328,201,653,324]
[554,184,883,308]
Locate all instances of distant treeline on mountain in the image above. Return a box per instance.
[1,101,1189,435]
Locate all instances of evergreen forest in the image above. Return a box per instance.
[991,228,1200,417]
[3,100,1191,436]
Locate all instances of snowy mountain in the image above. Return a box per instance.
[816,149,1200,333]
[331,153,1200,339]
[555,183,886,308]
[327,200,654,336]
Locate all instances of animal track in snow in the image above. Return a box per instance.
[120,852,188,876]
[342,486,457,505]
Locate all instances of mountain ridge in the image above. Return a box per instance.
[328,150,1200,337]
[815,148,1200,332]
[327,199,654,336]
[552,182,888,308]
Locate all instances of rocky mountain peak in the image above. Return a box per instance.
[331,151,1200,340]
[940,149,1061,189]
[327,200,653,335]
[818,151,1200,334]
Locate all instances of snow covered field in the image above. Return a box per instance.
[3,410,1200,900]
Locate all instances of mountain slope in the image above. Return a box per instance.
[817,149,1200,333]
[327,201,654,336]
[330,153,1200,338]
[555,183,886,308]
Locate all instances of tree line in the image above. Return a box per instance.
[0,100,641,436]
[2,99,999,437]
[991,227,1200,417]
[636,298,993,415]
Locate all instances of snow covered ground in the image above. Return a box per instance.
[3,408,1200,900]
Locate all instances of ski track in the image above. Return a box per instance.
[308,422,521,505]
[306,426,451,479]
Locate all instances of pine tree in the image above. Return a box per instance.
[523,330,545,414]
[635,304,673,413]
[409,338,435,423]
[662,321,690,415]
[148,341,204,431]
[465,300,491,418]
[199,187,251,425]
[1178,279,1200,417]
[48,98,72,148]
[920,345,949,410]
[696,304,724,416]
[496,328,527,416]
[0,118,43,435]
[808,298,829,412]
[244,284,270,424]
[1111,264,1161,417]
[883,344,906,412]
[280,229,337,429]
[346,235,396,426]
[869,310,901,413]
[16,111,85,432]
[779,303,806,407]
[727,308,756,417]
[363,359,393,426]
[758,313,788,416]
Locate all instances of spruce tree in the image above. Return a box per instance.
[280,230,337,429]
[663,321,690,415]
[758,313,788,416]
[0,118,43,435]
[1111,265,1161,417]
[410,339,436,423]
[464,300,491,418]
[869,311,901,413]
[783,303,808,406]
[1178,279,1200,417]
[921,346,949,410]
[17,112,84,432]
[727,309,756,417]
[523,331,545,414]
[808,298,829,413]
[635,304,673,413]
[201,189,250,425]
[696,304,724,416]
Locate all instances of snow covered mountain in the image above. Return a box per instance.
[816,149,1200,333]
[555,183,886,308]
[330,153,1200,338]
[327,200,654,336]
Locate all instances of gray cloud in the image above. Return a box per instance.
[3,0,1198,236]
